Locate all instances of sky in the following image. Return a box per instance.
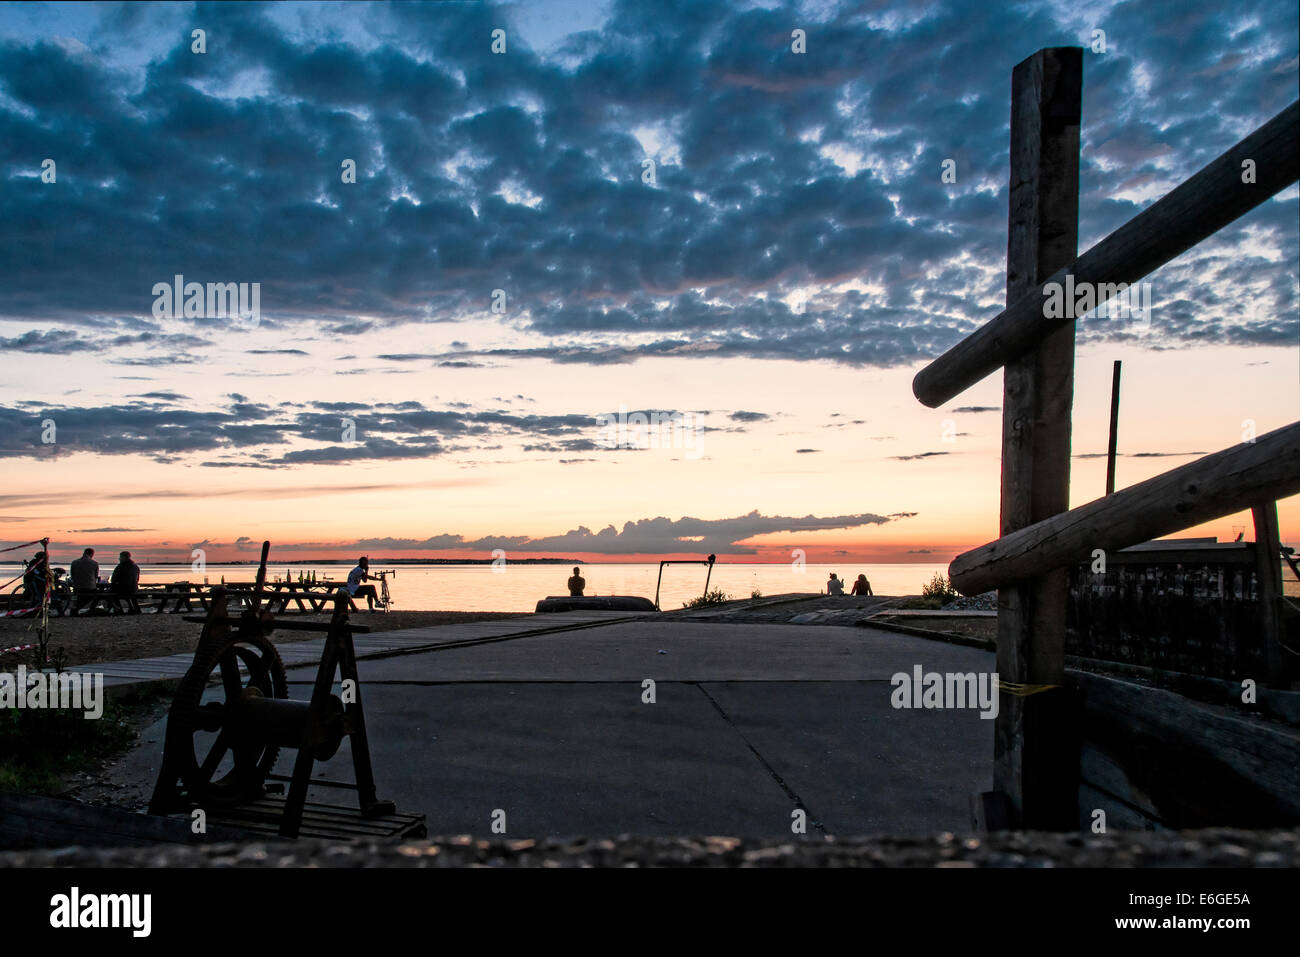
[0,0,1296,566]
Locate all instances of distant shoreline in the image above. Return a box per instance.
[0,558,955,566]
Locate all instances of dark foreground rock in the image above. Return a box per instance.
[1,828,1296,867]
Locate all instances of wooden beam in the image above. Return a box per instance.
[1252,501,1288,688]
[914,100,1300,408]
[993,46,1081,830]
[951,421,1300,595]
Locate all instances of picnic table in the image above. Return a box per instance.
[31,580,355,615]
[143,580,350,614]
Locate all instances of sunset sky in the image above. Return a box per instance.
[1,0,1296,566]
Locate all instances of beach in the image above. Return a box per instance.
[0,610,522,669]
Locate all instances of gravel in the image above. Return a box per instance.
[2,828,1296,867]
[944,591,998,611]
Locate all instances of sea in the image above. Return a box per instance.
[3,562,948,614]
[6,560,1296,614]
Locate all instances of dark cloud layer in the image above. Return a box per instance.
[0,397,767,466]
[0,0,1293,372]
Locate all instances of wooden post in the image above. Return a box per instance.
[1105,360,1121,495]
[993,47,1082,830]
[1252,501,1288,688]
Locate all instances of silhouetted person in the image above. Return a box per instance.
[851,573,873,596]
[347,556,380,610]
[826,572,845,596]
[22,551,49,607]
[568,566,585,596]
[110,550,141,614]
[70,547,100,614]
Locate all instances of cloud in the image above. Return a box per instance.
[0,330,99,355]
[0,0,1288,372]
[892,451,952,461]
[65,527,153,533]
[351,509,913,555]
[1074,450,1209,459]
[0,397,644,466]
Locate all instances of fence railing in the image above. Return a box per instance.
[911,46,1298,828]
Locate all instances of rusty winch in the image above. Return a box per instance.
[148,542,405,838]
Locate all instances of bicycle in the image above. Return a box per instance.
[373,570,396,612]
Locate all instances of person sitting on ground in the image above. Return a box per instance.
[346,556,381,610]
[826,572,845,596]
[110,550,141,614]
[851,573,873,596]
[22,551,49,607]
[70,547,100,614]
[567,566,586,597]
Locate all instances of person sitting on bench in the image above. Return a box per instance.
[110,550,141,614]
[346,556,380,610]
[567,566,585,597]
[70,547,101,614]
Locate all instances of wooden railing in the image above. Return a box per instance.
[950,423,1300,595]
[911,46,1299,829]
[914,101,1299,408]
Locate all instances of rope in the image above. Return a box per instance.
[0,538,44,554]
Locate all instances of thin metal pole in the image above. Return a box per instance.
[1106,360,1121,495]
[39,536,50,665]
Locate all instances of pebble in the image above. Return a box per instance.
[3,828,1295,868]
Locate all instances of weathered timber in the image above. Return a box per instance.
[1070,670,1300,827]
[1253,501,1287,687]
[913,99,1300,407]
[951,421,1300,595]
[992,46,1082,830]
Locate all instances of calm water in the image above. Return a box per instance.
[7,560,1296,613]
[4,562,947,613]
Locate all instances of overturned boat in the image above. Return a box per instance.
[535,595,657,613]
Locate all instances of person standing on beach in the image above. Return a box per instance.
[110,550,141,614]
[567,566,585,596]
[70,547,100,614]
[346,556,381,610]
[826,572,845,596]
[851,573,873,596]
